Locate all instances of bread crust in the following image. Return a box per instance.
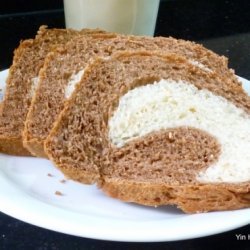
[0,135,31,156]
[101,179,250,213]
[59,167,100,185]
[0,39,34,156]
[22,137,46,158]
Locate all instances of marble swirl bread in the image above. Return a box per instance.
[45,51,250,213]
[24,33,238,158]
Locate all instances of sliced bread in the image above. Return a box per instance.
[0,26,104,156]
[24,34,237,157]
[45,51,250,213]
[0,26,80,155]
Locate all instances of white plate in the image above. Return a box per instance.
[0,69,249,242]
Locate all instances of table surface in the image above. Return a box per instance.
[0,0,249,249]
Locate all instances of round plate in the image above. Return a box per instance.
[0,69,249,242]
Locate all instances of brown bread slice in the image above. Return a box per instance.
[0,26,105,156]
[45,51,250,213]
[0,26,80,155]
[24,34,237,158]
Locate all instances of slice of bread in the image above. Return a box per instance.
[0,26,80,155]
[23,33,117,157]
[45,51,250,213]
[0,26,105,156]
[24,34,237,158]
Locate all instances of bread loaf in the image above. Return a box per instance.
[45,51,250,213]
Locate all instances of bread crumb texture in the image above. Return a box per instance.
[55,191,63,196]
[65,69,85,99]
[109,79,250,183]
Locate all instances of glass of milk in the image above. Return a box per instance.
[63,0,160,36]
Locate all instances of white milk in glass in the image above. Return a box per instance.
[64,0,160,36]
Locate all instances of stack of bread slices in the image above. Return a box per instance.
[1,26,249,213]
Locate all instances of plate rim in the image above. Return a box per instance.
[1,169,249,242]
